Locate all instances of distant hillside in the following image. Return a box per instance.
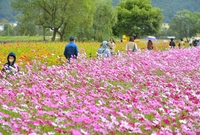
[0,0,17,21]
[112,0,200,22]
[1,0,200,23]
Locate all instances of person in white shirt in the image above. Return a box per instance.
[126,36,138,52]
[189,38,193,47]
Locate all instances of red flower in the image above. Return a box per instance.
[163,119,170,125]
[129,122,135,127]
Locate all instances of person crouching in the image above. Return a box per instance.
[2,52,19,75]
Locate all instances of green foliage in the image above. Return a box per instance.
[93,0,117,41]
[169,10,200,40]
[76,0,117,42]
[113,0,200,23]
[113,0,163,38]
[14,14,37,36]
[152,0,200,23]
[0,19,14,36]
[11,0,95,41]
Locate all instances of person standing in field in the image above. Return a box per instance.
[64,36,78,63]
[169,38,176,49]
[108,38,116,55]
[2,52,19,75]
[97,41,111,59]
[189,38,193,47]
[126,36,138,52]
[178,39,185,49]
[147,40,153,50]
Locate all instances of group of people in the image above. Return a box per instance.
[169,37,200,49]
[0,36,147,75]
[2,36,198,75]
[96,36,140,59]
[189,37,200,47]
[169,38,185,49]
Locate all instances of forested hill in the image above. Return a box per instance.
[0,0,17,22]
[1,0,200,22]
[112,0,200,22]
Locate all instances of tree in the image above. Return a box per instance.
[169,10,199,40]
[14,14,37,36]
[92,0,117,41]
[75,0,117,42]
[0,19,14,36]
[11,0,95,41]
[113,0,163,38]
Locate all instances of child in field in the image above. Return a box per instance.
[2,52,19,75]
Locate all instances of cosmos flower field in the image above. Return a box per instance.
[0,42,200,134]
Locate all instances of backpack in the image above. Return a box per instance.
[170,41,175,46]
[132,43,137,52]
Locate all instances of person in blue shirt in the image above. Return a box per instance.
[64,37,78,63]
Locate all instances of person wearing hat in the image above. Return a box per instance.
[2,52,19,75]
[97,41,111,59]
[64,36,78,63]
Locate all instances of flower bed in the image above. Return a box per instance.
[0,47,199,134]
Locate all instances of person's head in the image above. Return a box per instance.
[7,52,16,65]
[110,38,115,43]
[70,36,75,42]
[180,38,183,41]
[148,40,152,42]
[102,41,108,48]
[171,38,173,41]
[130,36,134,42]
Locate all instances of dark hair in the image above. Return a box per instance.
[148,40,152,42]
[130,36,134,42]
[70,36,75,41]
[180,38,183,41]
[171,38,173,41]
[110,38,115,43]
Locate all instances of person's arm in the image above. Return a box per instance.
[75,46,78,57]
[126,43,128,51]
[135,43,138,50]
[64,47,68,59]
[2,64,7,72]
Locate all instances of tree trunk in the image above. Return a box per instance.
[60,34,64,41]
[52,28,58,41]
[59,22,67,41]
[43,27,46,41]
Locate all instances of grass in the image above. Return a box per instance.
[0,36,52,41]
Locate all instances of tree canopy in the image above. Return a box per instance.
[169,10,200,40]
[11,0,95,41]
[112,0,200,23]
[113,0,163,38]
